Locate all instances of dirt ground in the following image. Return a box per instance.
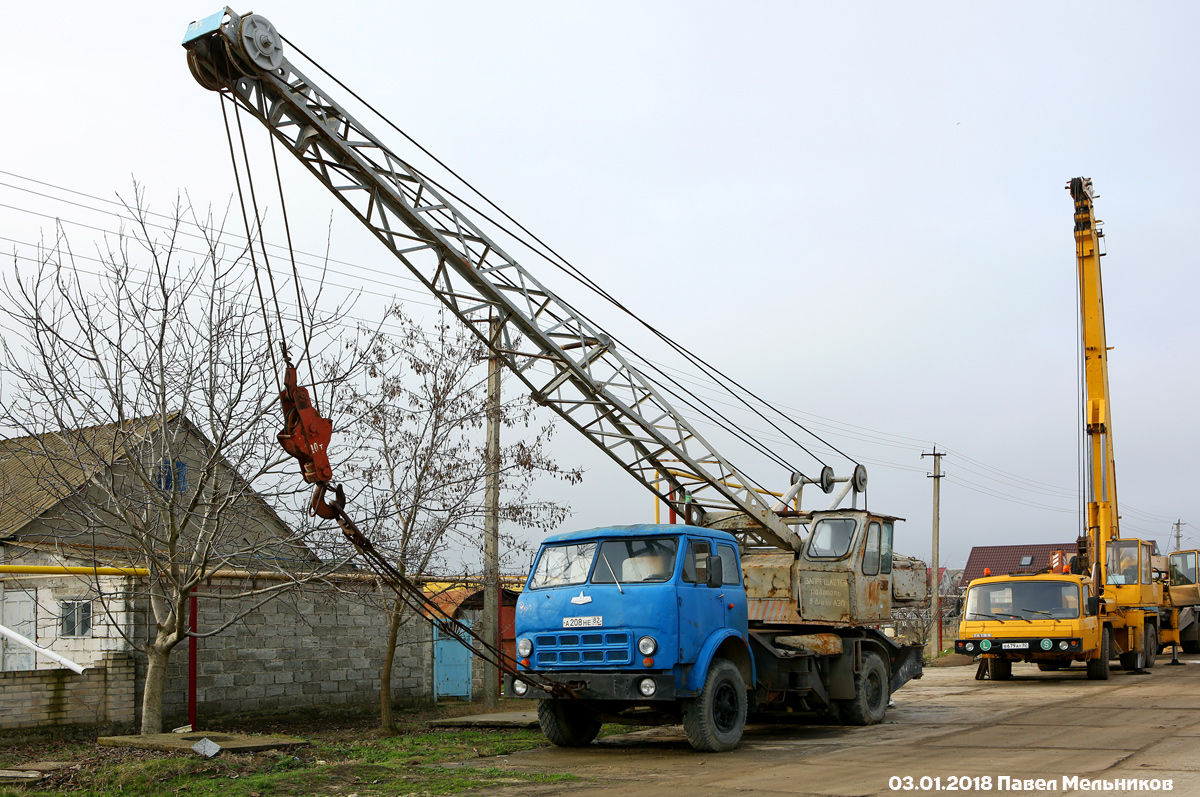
[480,655,1200,796]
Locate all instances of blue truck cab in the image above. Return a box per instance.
[505,524,755,751]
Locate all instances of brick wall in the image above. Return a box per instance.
[134,581,434,725]
[0,652,135,730]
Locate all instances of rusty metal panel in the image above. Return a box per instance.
[773,633,844,656]
[747,598,803,625]
[798,572,853,623]
[890,554,928,603]
[854,573,891,623]
[742,553,795,600]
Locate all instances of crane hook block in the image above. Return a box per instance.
[278,366,334,484]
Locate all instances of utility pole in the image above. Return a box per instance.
[921,446,945,662]
[482,314,501,708]
[1174,519,1186,552]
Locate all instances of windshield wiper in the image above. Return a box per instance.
[601,553,624,594]
[969,612,1032,623]
[1020,608,1054,617]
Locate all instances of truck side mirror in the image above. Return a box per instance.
[1086,596,1099,616]
[708,555,723,588]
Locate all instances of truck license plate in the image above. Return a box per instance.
[1001,642,1028,650]
[563,616,602,628]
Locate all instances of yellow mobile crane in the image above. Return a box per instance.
[954,178,1179,679]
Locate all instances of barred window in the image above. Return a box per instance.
[61,600,92,637]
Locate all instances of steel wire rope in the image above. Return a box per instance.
[278,34,853,471]
[266,116,318,401]
[227,85,294,370]
[217,81,282,391]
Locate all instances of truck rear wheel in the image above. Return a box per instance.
[683,658,747,752]
[1143,625,1157,669]
[537,699,600,747]
[840,650,890,724]
[1087,627,1111,680]
[1118,628,1145,671]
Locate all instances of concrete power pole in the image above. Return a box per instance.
[482,315,501,708]
[921,446,945,662]
[1175,519,1185,552]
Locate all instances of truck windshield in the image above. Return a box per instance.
[965,580,1080,620]
[592,538,679,584]
[528,542,596,589]
[1171,551,1198,586]
[806,518,858,559]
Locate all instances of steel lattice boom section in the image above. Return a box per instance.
[183,10,799,551]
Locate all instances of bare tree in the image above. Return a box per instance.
[0,186,350,732]
[337,306,582,732]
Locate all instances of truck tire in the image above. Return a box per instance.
[1143,625,1157,669]
[1118,627,1144,671]
[840,650,891,724]
[682,658,747,752]
[537,699,600,747]
[1087,627,1111,680]
[987,658,1012,681]
[1036,661,1062,672]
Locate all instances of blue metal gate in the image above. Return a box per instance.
[433,617,473,700]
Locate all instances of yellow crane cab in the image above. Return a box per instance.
[955,570,1101,679]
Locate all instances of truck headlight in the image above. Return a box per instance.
[512,679,528,696]
[517,638,533,658]
[638,677,657,697]
[637,636,657,656]
[964,642,975,652]
[1058,641,1069,651]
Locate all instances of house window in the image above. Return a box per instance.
[157,459,188,493]
[1019,555,1034,567]
[61,600,92,637]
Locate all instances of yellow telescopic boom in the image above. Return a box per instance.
[1069,177,1120,584]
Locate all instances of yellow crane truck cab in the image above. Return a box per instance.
[955,572,1103,680]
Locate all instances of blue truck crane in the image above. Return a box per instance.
[182,8,928,752]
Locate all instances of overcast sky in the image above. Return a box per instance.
[2,1,1197,571]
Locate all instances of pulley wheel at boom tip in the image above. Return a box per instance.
[239,14,283,71]
[819,466,835,494]
[852,464,868,493]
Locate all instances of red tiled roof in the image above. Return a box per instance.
[961,543,1077,584]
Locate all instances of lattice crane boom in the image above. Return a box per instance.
[183,9,804,551]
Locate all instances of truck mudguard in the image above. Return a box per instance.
[680,629,755,697]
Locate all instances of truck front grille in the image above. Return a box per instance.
[533,631,631,667]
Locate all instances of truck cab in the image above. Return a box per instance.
[506,524,753,751]
[954,573,1101,679]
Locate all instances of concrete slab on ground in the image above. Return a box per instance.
[431,711,540,729]
[97,732,308,753]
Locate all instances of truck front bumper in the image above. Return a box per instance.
[504,671,677,701]
[955,638,1082,657]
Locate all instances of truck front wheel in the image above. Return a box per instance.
[537,699,600,747]
[683,658,747,752]
[840,650,891,724]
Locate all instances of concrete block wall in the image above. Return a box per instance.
[133,581,434,724]
[0,652,135,730]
